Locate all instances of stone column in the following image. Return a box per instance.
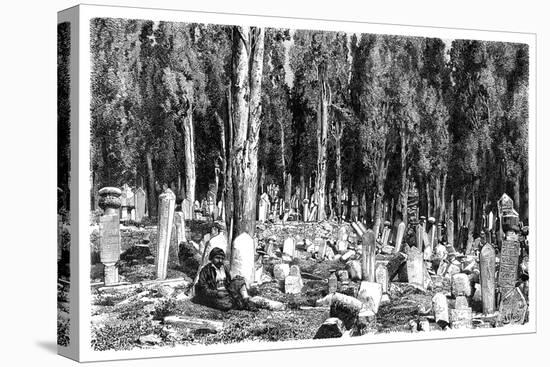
[98,187,122,286]
[156,189,176,280]
[480,243,496,314]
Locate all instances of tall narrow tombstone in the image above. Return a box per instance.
[406,247,424,289]
[134,187,146,222]
[479,243,496,314]
[283,237,296,258]
[230,232,255,286]
[303,199,309,222]
[498,287,527,325]
[174,210,186,245]
[381,221,391,247]
[446,219,454,249]
[182,198,191,220]
[432,293,450,326]
[361,230,376,282]
[156,189,176,280]
[498,238,521,297]
[427,217,436,248]
[394,221,406,254]
[375,263,389,294]
[98,187,122,286]
[416,224,424,249]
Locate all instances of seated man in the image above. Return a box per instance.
[194,248,257,312]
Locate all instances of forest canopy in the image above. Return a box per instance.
[89,18,529,236]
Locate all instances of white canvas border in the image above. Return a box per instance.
[74,3,538,362]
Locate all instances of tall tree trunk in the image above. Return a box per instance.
[182,104,196,206]
[279,119,286,192]
[224,89,234,243]
[315,73,329,221]
[335,124,342,220]
[373,157,389,239]
[398,129,408,224]
[520,171,529,224]
[230,26,265,238]
[145,151,157,217]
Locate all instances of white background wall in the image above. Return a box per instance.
[0,0,547,366]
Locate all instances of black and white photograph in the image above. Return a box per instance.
[87,11,532,354]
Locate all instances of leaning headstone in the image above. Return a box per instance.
[283,237,296,258]
[416,223,424,249]
[230,232,255,286]
[480,243,496,314]
[394,222,406,253]
[432,293,450,326]
[381,221,391,247]
[134,187,146,222]
[329,293,365,329]
[258,193,269,222]
[375,263,389,294]
[498,238,521,297]
[156,189,176,280]
[451,273,471,297]
[406,247,424,288]
[98,187,122,286]
[386,252,408,280]
[498,287,527,325]
[313,318,346,339]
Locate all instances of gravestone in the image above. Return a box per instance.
[450,307,473,329]
[156,189,176,280]
[375,263,389,294]
[317,239,328,259]
[338,226,349,242]
[480,243,496,314]
[394,221,406,254]
[303,199,309,222]
[273,263,290,281]
[230,232,255,286]
[357,281,383,313]
[98,187,122,285]
[313,318,345,339]
[134,187,146,222]
[432,293,449,325]
[498,238,521,297]
[381,221,391,247]
[406,247,424,289]
[285,265,303,294]
[182,198,190,220]
[427,217,436,248]
[283,237,296,258]
[336,240,348,254]
[498,287,527,325]
[258,193,269,222]
[447,220,455,248]
[422,227,432,260]
[346,260,362,281]
[174,211,186,246]
[451,273,471,297]
[362,230,376,282]
[416,224,424,249]
[217,200,224,221]
[386,252,407,280]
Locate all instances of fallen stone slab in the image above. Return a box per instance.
[138,333,162,345]
[250,296,286,311]
[357,281,382,314]
[163,316,224,333]
[313,318,346,339]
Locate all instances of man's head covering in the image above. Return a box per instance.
[209,247,226,261]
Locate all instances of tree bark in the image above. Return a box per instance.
[335,120,343,220]
[182,104,196,206]
[230,26,265,239]
[398,129,408,225]
[145,151,157,217]
[315,72,330,221]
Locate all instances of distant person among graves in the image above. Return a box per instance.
[194,248,257,312]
